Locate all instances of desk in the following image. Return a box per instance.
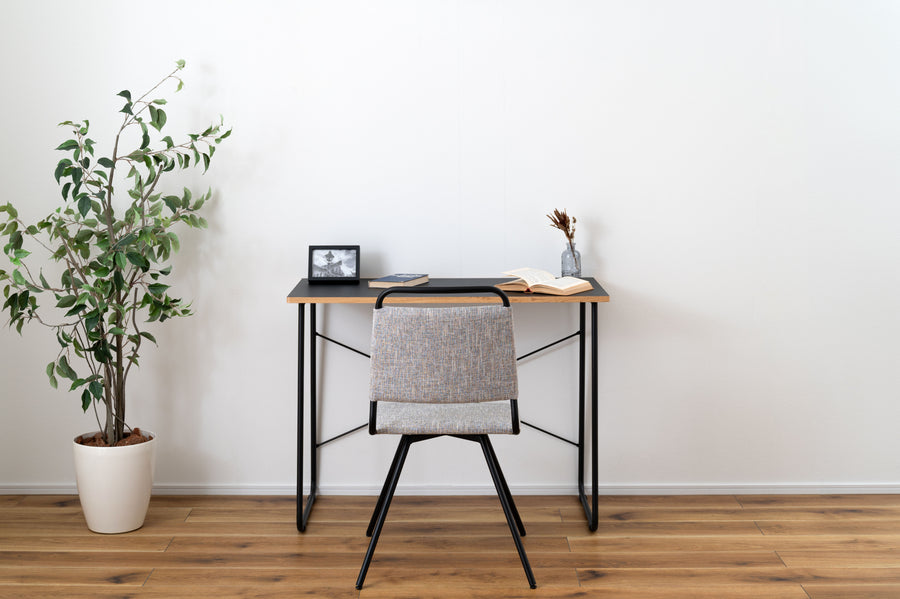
[287,277,610,532]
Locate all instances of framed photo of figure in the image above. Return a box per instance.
[308,245,360,284]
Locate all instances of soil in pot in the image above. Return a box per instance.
[76,428,153,447]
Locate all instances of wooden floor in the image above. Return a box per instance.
[2,494,900,598]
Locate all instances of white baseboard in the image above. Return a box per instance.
[4,482,900,495]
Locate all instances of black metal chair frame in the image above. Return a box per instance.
[356,286,537,590]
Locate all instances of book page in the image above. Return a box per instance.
[539,276,587,290]
[502,267,557,288]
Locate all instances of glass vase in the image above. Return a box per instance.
[561,242,581,277]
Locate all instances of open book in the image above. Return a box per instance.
[496,268,592,296]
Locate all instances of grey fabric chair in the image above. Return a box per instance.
[356,286,537,590]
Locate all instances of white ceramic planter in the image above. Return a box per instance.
[72,431,157,534]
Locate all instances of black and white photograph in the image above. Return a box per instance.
[308,245,360,283]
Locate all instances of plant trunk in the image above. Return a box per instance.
[114,336,126,443]
[104,385,115,445]
[115,376,125,443]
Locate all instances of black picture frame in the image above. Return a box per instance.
[308,245,360,284]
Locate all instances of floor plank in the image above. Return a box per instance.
[804,584,900,599]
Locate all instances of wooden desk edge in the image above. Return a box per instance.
[286,278,610,304]
[286,293,610,304]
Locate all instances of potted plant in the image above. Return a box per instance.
[0,61,230,533]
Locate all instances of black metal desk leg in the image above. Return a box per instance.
[577,303,586,514]
[296,303,306,531]
[590,301,598,530]
[577,302,599,531]
[308,304,318,520]
[297,303,319,532]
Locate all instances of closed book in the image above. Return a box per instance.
[368,273,429,288]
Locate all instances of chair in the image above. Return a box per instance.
[356,286,537,590]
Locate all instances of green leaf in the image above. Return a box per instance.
[89,380,103,399]
[55,140,79,152]
[48,374,58,389]
[97,157,114,168]
[12,270,27,286]
[64,303,86,317]
[126,252,149,270]
[84,310,100,332]
[176,59,186,69]
[117,90,132,102]
[57,355,77,380]
[5,292,19,311]
[152,98,168,105]
[92,339,113,363]
[56,295,77,308]
[148,283,169,296]
[155,108,167,130]
[113,269,125,291]
[114,251,128,270]
[163,195,180,213]
[162,135,174,149]
[54,159,71,183]
[109,327,126,335]
[46,362,55,378]
[81,389,92,412]
[140,122,150,150]
[140,331,157,344]
[77,195,91,217]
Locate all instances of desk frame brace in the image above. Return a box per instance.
[517,304,598,531]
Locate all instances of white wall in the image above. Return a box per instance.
[2,0,899,495]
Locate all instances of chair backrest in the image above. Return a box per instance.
[369,287,518,406]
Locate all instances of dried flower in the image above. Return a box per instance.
[548,208,576,244]
[547,208,579,271]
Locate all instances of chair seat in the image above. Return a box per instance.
[374,400,515,435]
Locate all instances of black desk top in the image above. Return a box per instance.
[287,277,609,304]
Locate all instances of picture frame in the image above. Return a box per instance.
[308,245,360,284]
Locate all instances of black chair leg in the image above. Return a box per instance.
[481,436,526,537]
[479,435,537,589]
[366,438,407,537]
[356,435,412,590]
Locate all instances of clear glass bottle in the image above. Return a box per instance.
[561,242,581,277]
